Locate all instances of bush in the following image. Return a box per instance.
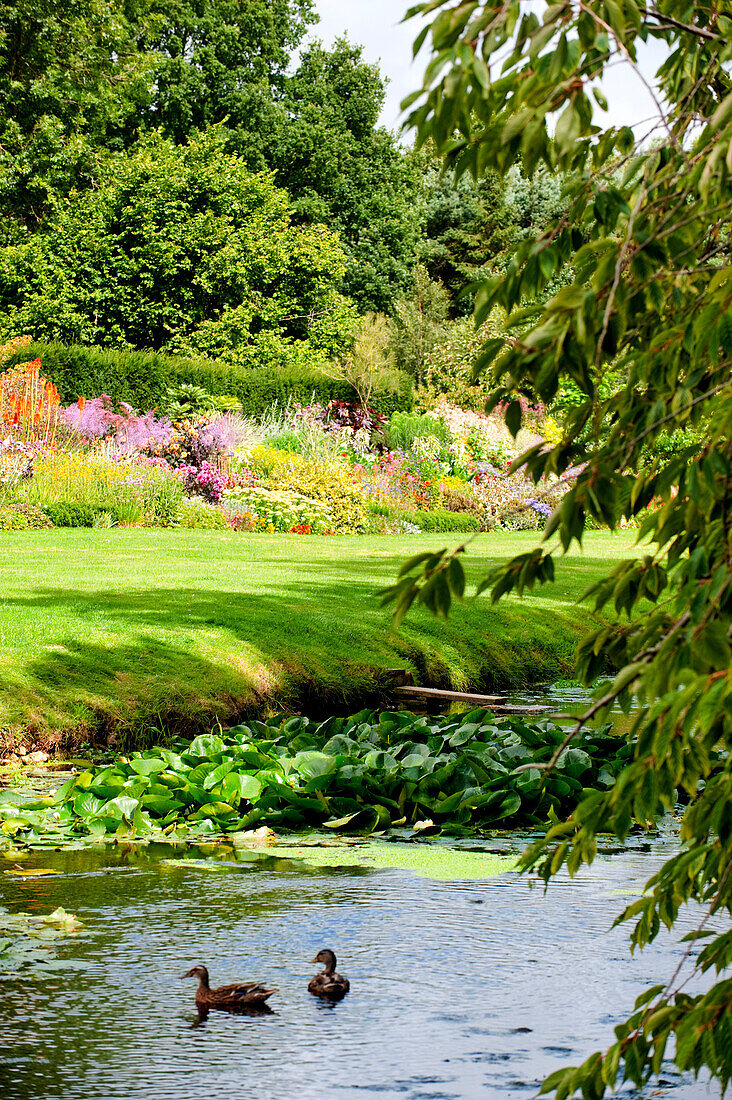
[386,411,451,451]
[41,502,98,527]
[1,343,414,419]
[265,458,367,533]
[221,486,334,533]
[178,499,231,530]
[0,502,53,530]
[407,509,481,533]
[440,487,487,521]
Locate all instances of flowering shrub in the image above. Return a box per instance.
[263,459,366,533]
[221,486,334,533]
[174,461,227,504]
[290,399,386,436]
[63,397,174,454]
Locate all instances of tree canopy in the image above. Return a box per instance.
[385,1,732,1094]
[0,1,420,315]
[0,130,353,366]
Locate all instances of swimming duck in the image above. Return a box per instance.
[181,965,277,1010]
[308,949,350,1000]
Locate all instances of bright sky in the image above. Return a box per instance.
[311,1,666,138]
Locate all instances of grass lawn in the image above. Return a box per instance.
[0,529,634,746]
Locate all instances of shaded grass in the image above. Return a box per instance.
[0,530,633,746]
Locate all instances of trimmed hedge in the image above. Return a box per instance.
[408,509,481,533]
[2,342,413,418]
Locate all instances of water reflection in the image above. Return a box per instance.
[0,840,716,1099]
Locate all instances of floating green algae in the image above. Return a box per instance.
[255,840,516,881]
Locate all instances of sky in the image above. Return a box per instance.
[311,1,666,138]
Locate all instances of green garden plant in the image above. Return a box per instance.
[0,709,637,844]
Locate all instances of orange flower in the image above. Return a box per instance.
[77,396,86,413]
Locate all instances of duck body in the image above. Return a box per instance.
[182,965,277,1010]
[308,949,350,1001]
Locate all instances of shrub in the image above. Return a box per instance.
[265,458,367,533]
[0,343,414,418]
[439,486,487,523]
[407,508,481,533]
[0,502,53,529]
[41,502,98,527]
[386,411,451,451]
[221,486,334,533]
[179,499,231,530]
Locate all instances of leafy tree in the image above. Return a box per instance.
[142,0,316,163]
[0,0,153,233]
[416,151,509,314]
[386,1,732,1094]
[0,130,352,367]
[268,38,421,313]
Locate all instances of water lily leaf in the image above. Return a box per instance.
[291,751,337,780]
[186,734,227,758]
[129,758,168,777]
[98,795,140,822]
[222,772,262,804]
[203,760,235,790]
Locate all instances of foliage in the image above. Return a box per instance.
[142,0,317,149]
[421,311,508,411]
[417,153,509,315]
[0,501,52,530]
[386,411,451,452]
[321,312,396,410]
[0,0,153,234]
[395,1,732,1094]
[0,130,352,364]
[267,38,421,313]
[178,499,231,531]
[220,485,334,534]
[389,263,451,383]
[0,341,414,417]
[407,509,481,534]
[0,709,634,843]
[265,457,367,533]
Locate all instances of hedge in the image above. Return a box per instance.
[2,342,414,418]
[408,509,481,533]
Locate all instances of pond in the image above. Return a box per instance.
[0,835,715,1100]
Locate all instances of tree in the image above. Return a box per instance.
[416,150,509,314]
[0,130,353,367]
[268,38,421,313]
[385,2,732,1094]
[0,0,153,234]
[141,0,316,163]
[390,264,451,383]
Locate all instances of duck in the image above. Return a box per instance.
[308,949,350,1000]
[181,965,277,1010]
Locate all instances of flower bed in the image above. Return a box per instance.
[0,349,578,536]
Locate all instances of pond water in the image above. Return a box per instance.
[0,837,715,1100]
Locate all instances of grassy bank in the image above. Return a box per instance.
[0,530,631,747]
